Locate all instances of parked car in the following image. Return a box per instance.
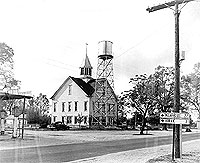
[47,121,70,131]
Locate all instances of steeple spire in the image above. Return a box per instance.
[80,43,93,81]
[86,43,88,56]
[84,43,92,68]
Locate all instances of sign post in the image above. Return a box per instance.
[160,112,190,160]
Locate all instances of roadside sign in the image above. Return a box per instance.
[174,113,189,119]
[160,118,174,124]
[174,119,190,124]
[160,112,175,124]
[160,112,190,124]
[160,112,174,119]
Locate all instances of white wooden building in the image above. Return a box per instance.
[50,53,117,127]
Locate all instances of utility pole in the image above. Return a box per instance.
[146,0,194,159]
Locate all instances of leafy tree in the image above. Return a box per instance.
[146,114,160,126]
[120,66,175,133]
[150,66,175,113]
[117,96,134,128]
[26,93,50,127]
[35,93,49,115]
[0,43,19,90]
[0,43,21,114]
[149,66,175,130]
[181,63,200,119]
[121,74,157,134]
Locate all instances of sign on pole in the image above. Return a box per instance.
[160,112,175,124]
[160,112,190,124]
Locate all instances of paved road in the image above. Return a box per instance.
[0,133,199,163]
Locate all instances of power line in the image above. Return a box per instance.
[115,22,171,59]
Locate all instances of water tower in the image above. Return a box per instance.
[92,40,116,127]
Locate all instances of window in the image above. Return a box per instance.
[85,68,88,75]
[102,104,105,112]
[74,101,78,111]
[68,85,72,95]
[53,102,57,112]
[62,116,65,123]
[68,101,72,112]
[80,68,84,75]
[66,116,72,124]
[53,116,57,122]
[74,116,78,124]
[89,69,91,76]
[62,102,65,112]
[108,104,114,112]
[84,101,88,111]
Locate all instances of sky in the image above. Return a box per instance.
[0,0,200,98]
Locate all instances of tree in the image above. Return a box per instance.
[0,43,22,134]
[26,93,50,127]
[77,113,84,128]
[151,66,175,113]
[120,66,175,133]
[0,43,17,89]
[0,43,21,112]
[121,74,157,134]
[181,63,200,119]
[117,96,134,129]
[149,66,175,130]
[35,93,49,115]
[146,114,160,126]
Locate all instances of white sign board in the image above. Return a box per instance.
[160,112,174,124]
[160,112,190,124]
[160,112,174,119]
[174,113,189,119]
[174,119,190,124]
[160,118,174,124]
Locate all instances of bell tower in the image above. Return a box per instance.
[80,43,93,82]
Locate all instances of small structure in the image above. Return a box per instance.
[0,92,32,138]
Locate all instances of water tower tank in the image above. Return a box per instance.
[98,40,113,60]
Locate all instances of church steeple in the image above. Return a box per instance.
[80,43,93,81]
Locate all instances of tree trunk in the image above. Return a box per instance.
[140,118,145,134]
[162,124,168,131]
[79,122,81,128]
[140,110,148,134]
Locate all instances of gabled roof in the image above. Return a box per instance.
[50,76,95,100]
[70,77,94,96]
[50,76,117,102]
